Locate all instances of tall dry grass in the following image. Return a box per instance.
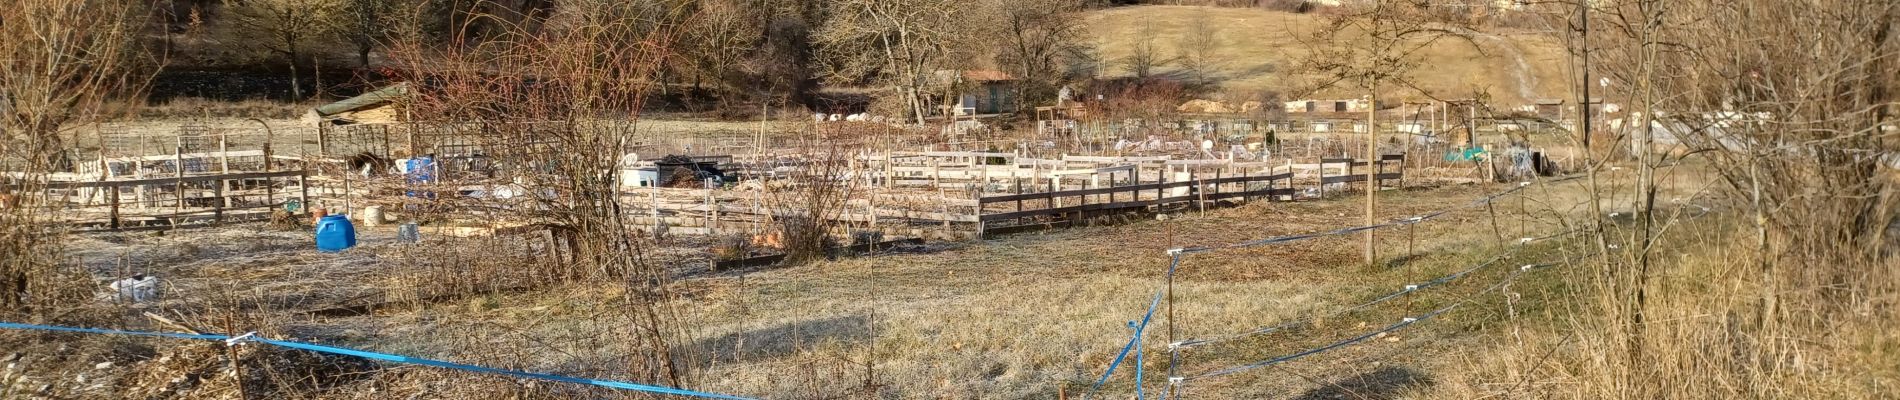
[1,0,152,321]
[372,0,712,392]
[1437,0,1900,398]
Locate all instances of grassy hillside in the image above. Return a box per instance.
[1083,5,1573,105]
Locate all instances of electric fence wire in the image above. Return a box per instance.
[1087,176,1588,399]
[1172,229,1576,350]
[1178,175,1582,255]
[1184,258,1568,381]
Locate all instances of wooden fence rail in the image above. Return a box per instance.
[5,170,310,231]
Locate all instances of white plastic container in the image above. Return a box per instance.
[109,275,159,303]
[362,206,385,227]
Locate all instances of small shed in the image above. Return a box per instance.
[946,70,1015,115]
[1283,98,1373,114]
[1531,99,1565,119]
[306,83,410,126]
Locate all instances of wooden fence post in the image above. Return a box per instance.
[213,179,224,226]
[108,185,121,230]
[173,146,186,226]
[219,132,231,210]
[298,171,310,214]
[1319,160,1327,199]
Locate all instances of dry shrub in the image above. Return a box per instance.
[112,341,380,399]
[1256,0,1316,14]
[1,0,149,321]
[376,0,707,389]
[764,148,854,264]
[381,236,547,305]
[135,97,316,119]
[1441,0,1900,398]
[711,234,753,262]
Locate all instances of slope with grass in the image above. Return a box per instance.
[1084,5,1573,105]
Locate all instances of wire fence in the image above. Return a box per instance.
[1082,174,1588,399]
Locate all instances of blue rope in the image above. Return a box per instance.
[0,322,753,399]
[1083,254,1181,400]
[259,339,752,399]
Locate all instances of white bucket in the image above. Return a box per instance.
[362,206,385,227]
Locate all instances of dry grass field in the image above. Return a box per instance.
[1084,5,1573,104]
[4,163,1734,398]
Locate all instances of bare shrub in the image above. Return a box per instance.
[1447,0,1900,398]
[1257,0,1316,13]
[380,0,702,388]
[1,0,152,319]
[761,136,858,264]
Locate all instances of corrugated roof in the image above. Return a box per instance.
[962,70,1013,82]
[312,83,409,117]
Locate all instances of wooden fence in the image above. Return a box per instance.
[9,170,309,231]
[8,152,1406,240]
[978,171,1297,232]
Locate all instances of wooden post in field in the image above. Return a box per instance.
[222,315,248,400]
[342,167,353,217]
[297,171,310,216]
[263,128,275,208]
[866,194,878,232]
[1195,169,1206,214]
[1052,175,1063,208]
[108,184,121,230]
[317,123,329,158]
[937,187,951,229]
[219,132,231,210]
[1407,220,1416,262]
[1365,93,1380,266]
[1156,165,1166,202]
[1214,168,1223,203]
[1519,186,1528,238]
[213,179,224,226]
[1089,173,1099,206]
[173,146,185,220]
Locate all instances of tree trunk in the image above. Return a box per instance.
[287,45,303,100]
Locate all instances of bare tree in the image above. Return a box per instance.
[677,0,769,112]
[1177,9,1224,86]
[223,0,342,99]
[382,0,706,387]
[1545,0,1899,396]
[1302,1,1480,266]
[338,0,397,67]
[1127,21,1166,79]
[816,0,966,125]
[989,0,1090,110]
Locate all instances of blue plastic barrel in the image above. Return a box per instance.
[315,214,357,253]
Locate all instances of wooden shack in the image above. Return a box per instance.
[306,83,409,126]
